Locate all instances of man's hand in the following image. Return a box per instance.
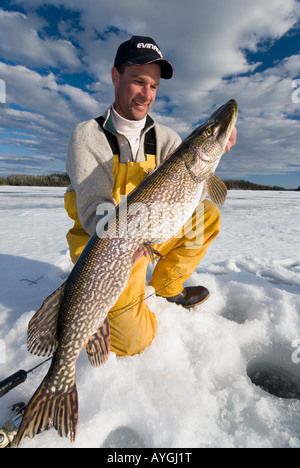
[133,245,150,264]
[224,127,237,153]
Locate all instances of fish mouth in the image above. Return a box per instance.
[209,99,238,142]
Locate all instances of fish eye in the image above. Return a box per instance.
[206,128,212,136]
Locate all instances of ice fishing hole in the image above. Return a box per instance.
[101,426,147,448]
[247,362,300,400]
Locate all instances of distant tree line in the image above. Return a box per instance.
[0,174,299,191]
[224,180,300,191]
[0,173,70,187]
[223,179,289,191]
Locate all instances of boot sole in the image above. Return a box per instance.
[180,291,210,309]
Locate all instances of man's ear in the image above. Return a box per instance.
[111,67,120,87]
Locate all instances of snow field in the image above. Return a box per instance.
[0,186,299,448]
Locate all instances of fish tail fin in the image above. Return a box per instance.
[15,379,78,446]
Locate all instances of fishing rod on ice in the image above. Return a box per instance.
[0,357,52,398]
[0,358,51,447]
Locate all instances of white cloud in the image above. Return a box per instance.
[0,62,100,169]
[0,9,81,69]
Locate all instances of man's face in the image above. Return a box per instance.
[112,63,161,121]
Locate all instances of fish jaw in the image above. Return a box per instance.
[209,98,238,146]
[183,99,238,175]
[180,99,238,205]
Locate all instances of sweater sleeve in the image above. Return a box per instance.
[66,120,116,236]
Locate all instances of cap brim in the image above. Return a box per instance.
[128,57,173,79]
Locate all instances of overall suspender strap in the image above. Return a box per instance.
[144,126,156,155]
[94,116,156,156]
[95,116,119,154]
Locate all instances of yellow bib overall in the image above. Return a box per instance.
[64,155,221,356]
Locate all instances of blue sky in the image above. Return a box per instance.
[0,0,299,188]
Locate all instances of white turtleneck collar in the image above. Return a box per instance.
[111,106,146,160]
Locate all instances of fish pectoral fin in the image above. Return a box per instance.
[143,243,165,265]
[27,281,66,356]
[206,173,228,206]
[85,317,111,367]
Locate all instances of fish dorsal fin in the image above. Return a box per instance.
[206,173,228,206]
[27,282,66,356]
[84,317,111,367]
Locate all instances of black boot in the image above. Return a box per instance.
[165,286,210,308]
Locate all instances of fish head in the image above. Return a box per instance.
[183,99,238,170]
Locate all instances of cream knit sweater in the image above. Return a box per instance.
[66,107,182,236]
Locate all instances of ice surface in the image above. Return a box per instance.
[0,187,300,448]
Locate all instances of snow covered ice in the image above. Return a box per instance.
[0,186,300,448]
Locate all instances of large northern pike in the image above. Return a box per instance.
[16,99,238,445]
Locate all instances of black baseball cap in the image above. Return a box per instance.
[114,36,173,79]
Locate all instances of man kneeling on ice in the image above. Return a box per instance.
[64,36,237,357]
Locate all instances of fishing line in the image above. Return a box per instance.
[109,275,184,322]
